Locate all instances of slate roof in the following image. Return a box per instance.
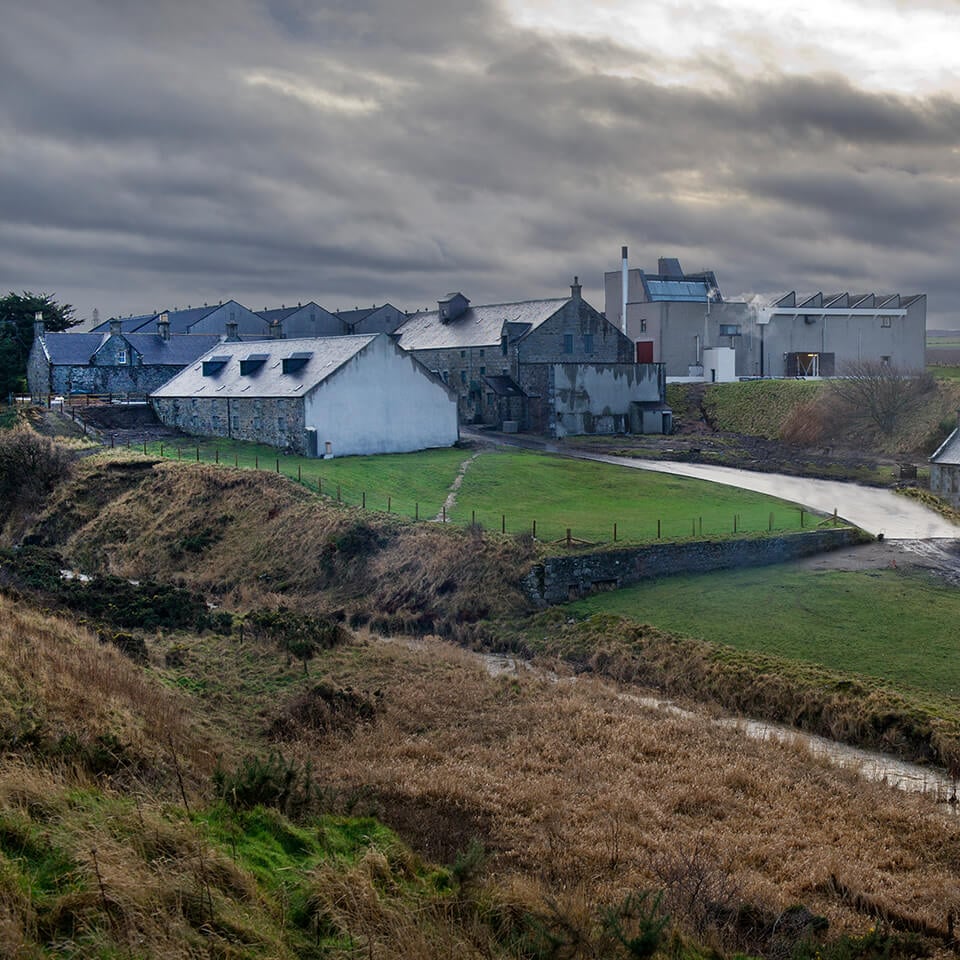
[40,333,107,364]
[483,375,527,398]
[124,334,223,365]
[41,333,223,366]
[91,302,256,335]
[930,428,960,466]
[256,307,302,325]
[151,335,379,399]
[395,299,566,351]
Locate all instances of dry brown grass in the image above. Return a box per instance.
[287,634,960,951]
[0,592,220,792]
[32,455,536,631]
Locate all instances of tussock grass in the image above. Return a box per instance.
[278,635,960,952]
[0,593,216,789]
[32,456,538,631]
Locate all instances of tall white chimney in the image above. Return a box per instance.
[621,245,629,335]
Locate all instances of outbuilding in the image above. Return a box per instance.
[150,333,459,457]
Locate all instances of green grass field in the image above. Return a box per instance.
[447,449,812,542]
[928,365,960,381]
[142,439,817,544]
[570,566,960,697]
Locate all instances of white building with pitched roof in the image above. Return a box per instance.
[151,333,459,457]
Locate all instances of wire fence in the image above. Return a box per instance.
[133,439,843,547]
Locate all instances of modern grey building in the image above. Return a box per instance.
[151,333,459,457]
[604,252,926,379]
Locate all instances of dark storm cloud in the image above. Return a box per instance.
[2,0,959,323]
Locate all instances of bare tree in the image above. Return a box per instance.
[828,361,936,438]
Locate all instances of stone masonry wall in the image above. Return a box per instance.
[152,396,307,453]
[523,528,868,604]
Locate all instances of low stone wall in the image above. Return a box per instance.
[523,528,869,604]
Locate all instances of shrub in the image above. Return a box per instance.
[212,752,317,818]
[0,426,72,520]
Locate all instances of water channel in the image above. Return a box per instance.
[476,650,959,811]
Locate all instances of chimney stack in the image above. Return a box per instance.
[33,310,44,339]
[270,319,283,340]
[109,318,122,337]
[570,275,582,302]
[621,245,629,335]
[157,311,170,341]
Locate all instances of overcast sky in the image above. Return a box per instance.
[3,0,959,324]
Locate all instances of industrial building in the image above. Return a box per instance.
[604,250,926,380]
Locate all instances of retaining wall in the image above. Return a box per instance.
[523,528,868,604]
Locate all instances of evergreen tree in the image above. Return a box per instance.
[0,292,77,396]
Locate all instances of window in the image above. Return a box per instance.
[232,416,239,430]
[460,349,466,358]
[460,370,466,385]
[640,318,647,332]
[442,370,449,383]
[277,417,286,432]
[583,334,594,354]
[881,316,892,328]
[487,393,494,407]
[479,366,485,374]
[881,355,891,365]
[479,349,484,357]
[563,334,574,354]
[719,324,741,337]
[117,349,127,365]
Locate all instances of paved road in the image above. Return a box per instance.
[468,431,960,540]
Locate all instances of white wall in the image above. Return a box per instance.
[702,346,736,382]
[304,335,459,456]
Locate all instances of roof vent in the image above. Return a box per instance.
[240,354,269,375]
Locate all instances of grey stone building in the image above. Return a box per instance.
[335,303,407,335]
[393,279,667,434]
[930,415,960,507]
[604,252,927,379]
[91,300,269,338]
[27,316,222,397]
[257,303,346,338]
[151,334,459,457]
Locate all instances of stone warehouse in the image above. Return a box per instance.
[151,334,459,457]
[28,316,222,397]
[90,300,270,337]
[394,279,670,435]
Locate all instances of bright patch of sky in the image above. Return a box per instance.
[505,0,960,95]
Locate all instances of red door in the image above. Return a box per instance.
[636,340,654,363]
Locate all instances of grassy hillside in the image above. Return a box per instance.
[1,590,956,959]
[702,380,825,438]
[569,567,960,699]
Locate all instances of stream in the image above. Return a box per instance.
[477,650,959,810]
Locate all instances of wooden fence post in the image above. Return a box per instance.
[501,514,506,534]
[387,496,391,513]
[657,519,661,539]
[215,448,219,464]
[566,528,571,547]
[532,519,536,538]
[362,491,366,509]
[416,502,419,521]
[613,522,617,542]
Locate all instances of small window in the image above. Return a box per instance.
[278,417,286,431]
[881,316,892,328]
[479,349,484,357]
[460,371,466,385]
[460,349,466,358]
[583,334,594,354]
[563,334,574,354]
[479,366,485,374]
[881,355,891,365]
[117,349,127,365]
[231,416,239,430]
[719,324,741,337]
[487,393,494,407]
[640,318,647,332]
[442,370,449,383]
